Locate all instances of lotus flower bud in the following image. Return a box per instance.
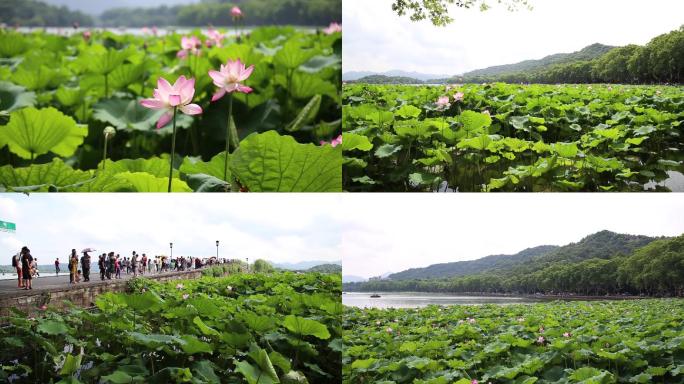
[104,126,116,139]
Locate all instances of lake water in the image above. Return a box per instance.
[343,292,539,309]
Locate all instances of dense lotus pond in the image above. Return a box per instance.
[343,292,539,308]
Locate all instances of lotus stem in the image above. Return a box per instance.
[102,137,108,171]
[168,107,178,193]
[104,74,109,98]
[224,93,234,182]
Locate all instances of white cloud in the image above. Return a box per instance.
[343,0,684,75]
[341,194,684,278]
[0,194,342,266]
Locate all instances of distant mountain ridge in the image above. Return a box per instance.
[274,260,341,271]
[386,231,658,280]
[345,43,616,84]
[388,245,559,280]
[460,43,616,78]
[343,70,450,82]
[43,0,196,16]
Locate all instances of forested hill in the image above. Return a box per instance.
[344,231,683,296]
[388,245,558,280]
[461,43,615,78]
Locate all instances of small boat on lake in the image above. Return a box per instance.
[370,294,381,298]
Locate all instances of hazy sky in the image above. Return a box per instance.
[0,194,341,266]
[342,194,684,278]
[343,0,684,75]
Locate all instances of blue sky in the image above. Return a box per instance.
[0,194,342,266]
[343,0,684,75]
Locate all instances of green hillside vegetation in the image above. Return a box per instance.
[350,75,424,85]
[388,245,558,280]
[429,27,684,84]
[344,231,684,296]
[0,0,94,27]
[101,0,340,28]
[0,0,340,27]
[462,43,615,78]
[308,263,343,273]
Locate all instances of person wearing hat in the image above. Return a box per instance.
[81,251,91,282]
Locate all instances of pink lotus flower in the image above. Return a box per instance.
[209,59,254,101]
[142,26,150,35]
[436,96,451,110]
[517,317,525,322]
[152,26,158,36]
[537,336,545,344]
[205,28,225,48]
[175,283,185,290]
[386,327,393,333]
[231,6,243,18]
[177,36,201,58]
[39,305,47,311]
[471,380,478,384]
[140,76,202,129]
[182,294,189,300]
[563,332,571,338]
[468,318,476,324]
[538,326,544,333]
[320,135,342,147]
[323,22,342,35]
[375,321,381,326]
[83,30,91,42]
[454,92,465,102]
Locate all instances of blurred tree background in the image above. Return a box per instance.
[0,0,341,27]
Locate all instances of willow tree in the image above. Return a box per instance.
[391,0,532,26]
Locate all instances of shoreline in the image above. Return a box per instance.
[343,291,668,302]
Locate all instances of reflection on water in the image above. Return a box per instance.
[343,292,539,309]
[644,171,684,192]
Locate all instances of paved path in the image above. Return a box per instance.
[0,269,197,299]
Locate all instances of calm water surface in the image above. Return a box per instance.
[343,292,540,309]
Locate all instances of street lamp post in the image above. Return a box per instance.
[170,242,173,259]
[246,257,249,272]
[216,240,219,260]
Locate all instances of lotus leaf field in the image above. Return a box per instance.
[343,299,684,384]
[0,26,342,192]
[342,84,684,192]
[0,272,342,383]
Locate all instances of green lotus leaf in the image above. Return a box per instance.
[37,319,70,335]
[290,72,337,100]
[10,65,57,91]
[109,63,145,90]
[0,81,36,112]
[100,157,175,178]
[230,130,342,192]
[180,152,230,181]
[342,133,373,152]
[193,316,221,337]
[462,110,493,133]
[101,371,135,384]
[274,40,317,70]
[86,47,133,76]
[60,354,82,376]
[192,360,220,384]
[300,55,340,73]
[0,33,29,57]
[92,98,165,132]
[180,335,213,354]
[0,107,87,159]
[0,159,91,191]
[395,105,421,119]
[113,172,193,192]
[282,370,309,384]
[55,86,85,108]
[282,315,330,339]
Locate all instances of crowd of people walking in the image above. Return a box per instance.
[11,245,232,290]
